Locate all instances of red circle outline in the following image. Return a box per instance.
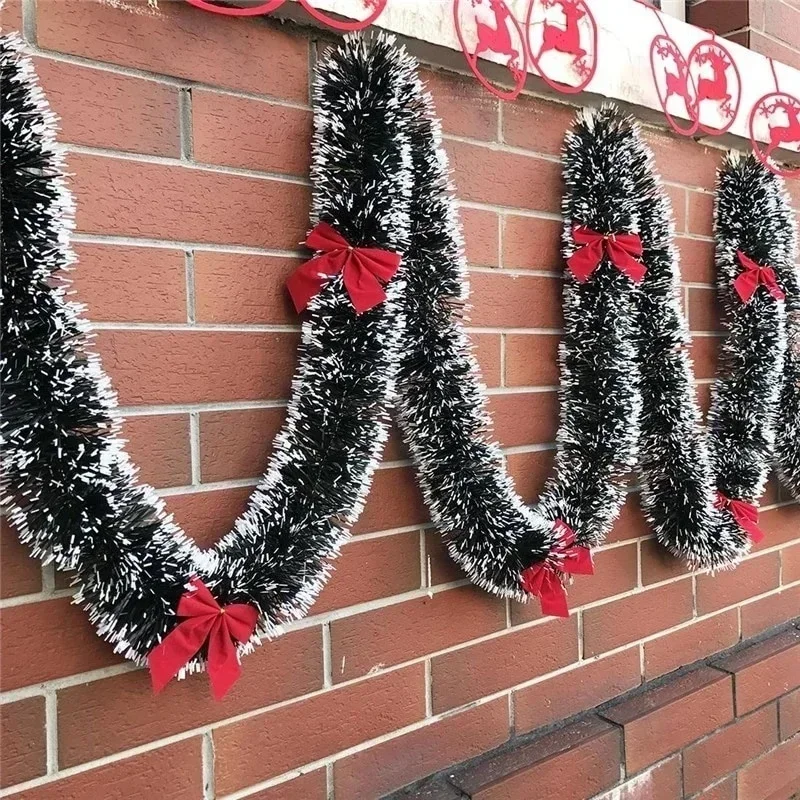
[453,0,528,101]
[749,91,800,179]
[649,34,699,137]
[524,0,598,96]
[298,0,386,31]
[184,0,285,16]
[686,38,741,136]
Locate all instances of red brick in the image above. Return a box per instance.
[36,0,309,101]
[0,519,41,599]
[330,587,505,683]
[780,540,800,582]
[643,129,721,190]
[472,333,502,387]
[689,286,722,332]
[313,532,421,615]
[676,236,716,284]
[752,503,800,550]
[502,95,575,156]
[691,334,720,380]
[213,664,425,793]
[10,739,203,800]
[0,0,22,31]
[683,703,779,794]
[449,140,562,213]
[697,552,781,615]
[713,628,800,715]
[601,667,734,773]
[741,584,800,639]
[451,716,621,800]
[595,755,682,800]
[193,252,299,325]
[424,530,467,587]
[666,184,688,233]
[640,537,693,585]
[687,0,750,34]
[352,466,429,535]
[513,647,641,734]
[779,688,800,739]
[432,617,578,712]
[165,487,252,549]
[644,609,739,680]
[607,494,652,543]
[35,57,179,156]
[192,91,312,176]
[688,190,715,236]
[57,627,321,767]
[506,448,554,506]
[94,330,297,406]
[423,69,498,141]
[505,333,560,386]
[750,29,800,71]
[0,698,46,789]
[502,214,563,271]
[512,543,638,625]
[243,770,327,800]
[199,407,284,483]
[469,272,562,328]
[0,597,124,691]
[123,414,191,489]
[462,208,499,267]
[334,698,509,800]
[737,736,800,800]
[69,153,309,250]
[71,244,187,323]
[764,0,800,49]
[695,776,737,800]
[583,579,694,657]
[488,391,559,449]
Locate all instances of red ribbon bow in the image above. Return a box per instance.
[566,226,646,284]
[733,251,785,304]
[286,221,402,314]
[714,492,765,544]
[148,578,259,701]
[519,521,594,618]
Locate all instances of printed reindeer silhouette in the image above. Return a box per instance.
[695,48,732,114]
[540,0,586,58]
[472,0,521,76]
[764,98,800,156]
[658,39,693,109]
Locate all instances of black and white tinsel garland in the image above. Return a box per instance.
[0,33,416,677]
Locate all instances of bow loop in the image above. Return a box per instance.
[148,578,258,701]
[566,226,646,283]
[519,521,594,618]
[715,492,765,544]
[734,251,786,304]
[286,221,401,314]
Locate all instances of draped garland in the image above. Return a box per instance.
[3,30,799,697]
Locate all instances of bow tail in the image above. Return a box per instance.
[566,241,603,283]
[207,617,244,701]
[608,242,647,282]
[537,571,570,618]
[148,616,215,694]
[733,271,758,303]
[343,257,389,314]
[562,546,595,576]
[286,254,345,313]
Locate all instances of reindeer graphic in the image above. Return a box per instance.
[657,39,693,109]
[763,98,800,157]
[540,0,587,59]
[471,0,522,79]
[695,47,732,116]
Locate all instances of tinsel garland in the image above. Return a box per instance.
[0,32,416,670]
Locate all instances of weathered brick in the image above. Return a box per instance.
[513,647,642,734]
[504,333,560,387]
[469,272,562,328]
[713,628,800,715]
[165,486,252,549]
[643,129,721,190]
[501,214,563,271]
[352,466,429,535]
[779,687,800,739]
[696,552,780,615]
[0,697,46,788]
[676,236,716,283]
[639,537,692,585]
[123,414,191,489]
[462,208,500,267]
[783,541,800,583]
[334,698,509,800]
[0,519,41,600]
[242,770,327,800]
[431,617,578,712]
[423,69,498,141]
[330,587,505,683]
[600,667,734,773]
[687,190,715,236]
[502,94,576,156]
[488,391,559,449]
[591,755,682,800]
[472,333,502,387]
[736,736,800,800]
[740,584,800,639]
[683,703,779,795]
[506,448,555,506]
[213,664,425,793]
[688,286,722,332]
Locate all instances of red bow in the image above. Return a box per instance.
[519,521,594,617]
[566,226,646,283]
[148,578,259,701]
[734,251,785,304]
[714,492,765,544]
[286,221,401,314]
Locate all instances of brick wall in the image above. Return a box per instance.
[0,1,798,799]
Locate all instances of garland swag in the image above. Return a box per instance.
[3,31,799,694]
